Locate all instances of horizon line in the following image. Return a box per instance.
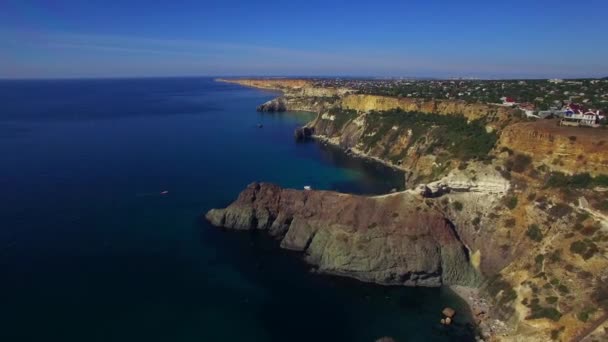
[1,74,606,82]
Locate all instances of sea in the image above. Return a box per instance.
[0,77,474,341]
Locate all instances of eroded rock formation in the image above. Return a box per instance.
[206,182,481,287]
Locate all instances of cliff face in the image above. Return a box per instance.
[498,120,608,176]
[214,78,608,341]
[341,94,515,126]
[206,182,481,287]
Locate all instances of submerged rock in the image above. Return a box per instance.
[205,182,480,287]
[375,337,396,342]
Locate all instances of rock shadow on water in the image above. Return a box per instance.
[200,220,476,342]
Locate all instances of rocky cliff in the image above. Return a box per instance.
[214,78,608,341]
[498,120,608,176]
[206,182,481,287]
[341,94,515,127]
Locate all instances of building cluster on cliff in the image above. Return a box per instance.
[309,77,608,127]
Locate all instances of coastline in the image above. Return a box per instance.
[311,134,408,173]
[216,78,486,338]
[217,78,409,174]
[450,285,502,340]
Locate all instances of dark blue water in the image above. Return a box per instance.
[0,78,473,342]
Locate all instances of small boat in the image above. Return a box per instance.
[303,186,311,190]
[160,190,169,195]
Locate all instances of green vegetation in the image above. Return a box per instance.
[570,239,599,260]
[527,304,562,321]
[486,275,517,316]
[546,172,608,189]
[577,307,596,322]
[361,110,497,161]
[557,284,569,295]
[506,196,518,210]
[526,224,543,242]
[328,108,358,129]
[546,296,558,304]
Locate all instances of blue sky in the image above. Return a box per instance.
[1,0,607,79]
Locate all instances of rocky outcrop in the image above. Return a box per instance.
[206,182,481,287]
[215,78,608,341]
[257,98,287,112]
[294,126,314,141]
[425,166,511,196]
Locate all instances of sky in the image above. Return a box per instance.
[1,0,607,79]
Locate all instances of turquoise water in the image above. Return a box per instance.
[0,78,473,341]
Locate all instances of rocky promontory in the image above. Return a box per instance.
[214,78,608,341]
[206,182,480,287]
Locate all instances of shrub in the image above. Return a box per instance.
[548,249,561,263]
[570,239,599,260]
[546,172,608,189]
[527,306,562,321]
[526,224,543,242]
[593,282,608,310]
[506,196,518,210]
[505,218,516,228]
[577,308,596,322]
[361,110,497,161]
[452,201,463,211]
[558,284,569,294]
[511,154,532,173]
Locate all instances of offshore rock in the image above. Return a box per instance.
[206,182,480,287]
